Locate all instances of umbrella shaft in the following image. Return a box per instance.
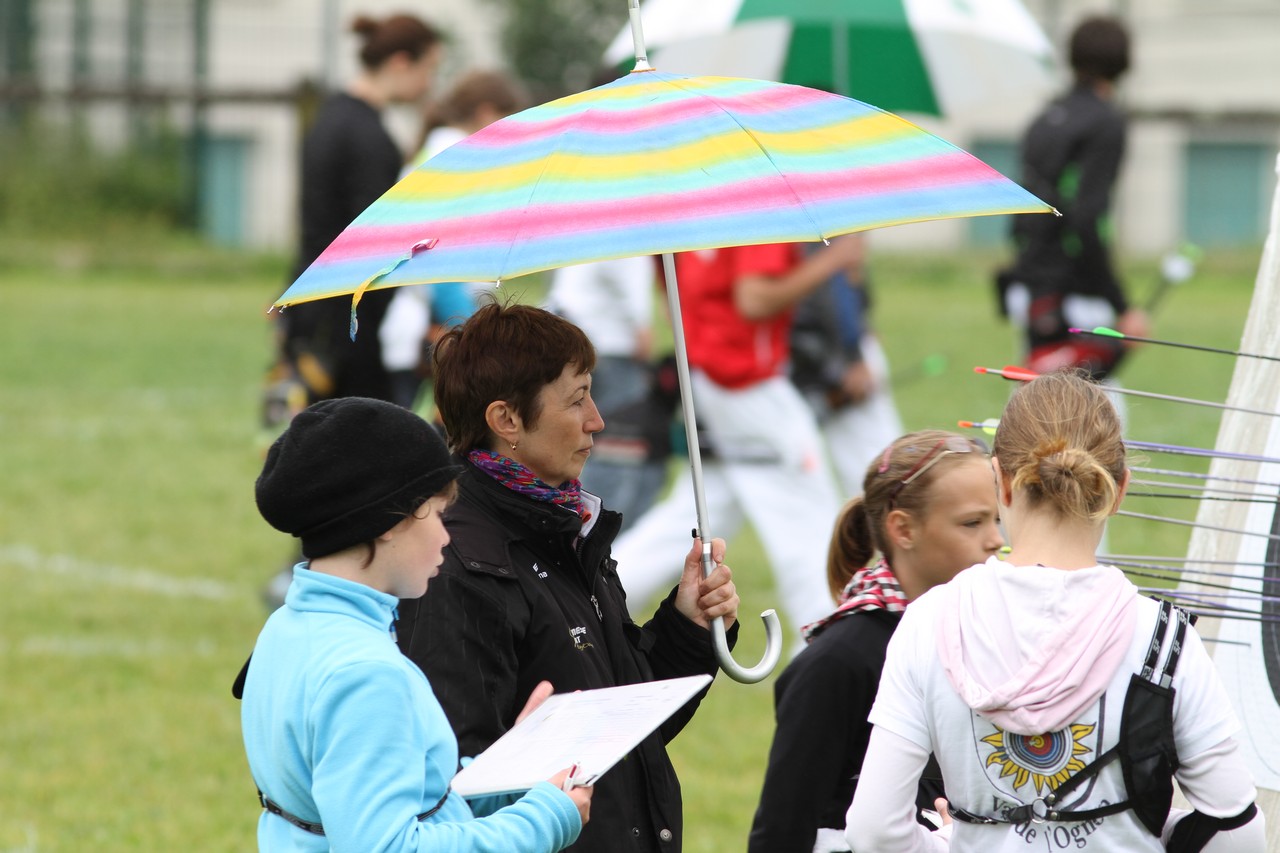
[628,0,653,71]
[662,252,714,570]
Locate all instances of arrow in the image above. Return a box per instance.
[1129,478,1272,499]
[954,426,1280,469]
[957,418,1000,436]
[1132,466,1280,490]
[1127,440,1280,465]
[1102,553,1280,569]
[1070,327,1280,364]
[974,365,1280,418]
[1126,491,1276,504]
[1109,558,1280,584]
[974,364,1039,382]
[1117,509,1280,540]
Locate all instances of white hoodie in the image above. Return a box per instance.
[934,558,1139,735]
[852,556,1255,853]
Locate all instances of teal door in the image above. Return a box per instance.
[1184,142,1274,247]
[199,135,249,246]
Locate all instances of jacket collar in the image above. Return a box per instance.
[459,459,590,537]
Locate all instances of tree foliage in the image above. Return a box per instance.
[485,0,629,101]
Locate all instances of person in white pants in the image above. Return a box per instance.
[611,241,852,643]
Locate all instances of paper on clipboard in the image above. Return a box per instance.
[451,674,713,798]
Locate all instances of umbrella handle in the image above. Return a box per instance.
[702,545,784,684]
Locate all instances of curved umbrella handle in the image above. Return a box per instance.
[711,611,783,684]
[701,546,783,684]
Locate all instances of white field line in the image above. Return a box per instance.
[0,544,235,601]
[12,635,218,658]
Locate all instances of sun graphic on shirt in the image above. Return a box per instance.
[980,724,1095,795]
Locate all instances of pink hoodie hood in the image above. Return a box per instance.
[935,557,1139,736]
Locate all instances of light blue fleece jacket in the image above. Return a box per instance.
[241,566,581,852]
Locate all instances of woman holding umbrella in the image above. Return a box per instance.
[396,301,741,852]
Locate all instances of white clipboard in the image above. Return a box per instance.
[451,675,713,798]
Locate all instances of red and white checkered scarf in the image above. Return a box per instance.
[801,558,908,643]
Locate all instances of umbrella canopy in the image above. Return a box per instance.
[274,70,1050,315]
[274,66,1052,682]
[602,0,1057,116]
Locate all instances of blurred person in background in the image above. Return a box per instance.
[610,240,853,642]
[789,234,904,497]
[997,15,1148,384]
[275,12,443,408]
[382,69,530,409]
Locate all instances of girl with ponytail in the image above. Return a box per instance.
[848,370,1265,852]
[749,430,1003,853]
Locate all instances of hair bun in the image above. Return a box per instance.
[1035,445,1116,521]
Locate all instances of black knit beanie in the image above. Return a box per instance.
[255,397,462,558]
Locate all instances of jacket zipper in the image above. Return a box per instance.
[575,535,604,623]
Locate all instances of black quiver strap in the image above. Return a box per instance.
[952,600,1188,833]
[1121,599,1187,835]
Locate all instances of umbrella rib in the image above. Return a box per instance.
[660,75,828,241]
[492,116,580,284]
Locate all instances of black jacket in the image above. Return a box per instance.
[397,462,734,852]
[283,93,400,401]
[1011,84,1129,314]
[748,610,943,853]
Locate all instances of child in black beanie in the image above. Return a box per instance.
[240,397,591,851]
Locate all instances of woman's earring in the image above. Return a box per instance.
[509,442,518,451]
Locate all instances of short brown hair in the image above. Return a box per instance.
[993,370,1126,522]
[827,429,986,599]
[432,300,596,454]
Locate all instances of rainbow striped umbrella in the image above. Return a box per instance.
[273,70,1050,316]
[274,50,1052,684]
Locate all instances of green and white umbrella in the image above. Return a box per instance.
[604,0,1058,117]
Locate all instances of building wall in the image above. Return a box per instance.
[13,1,1280,255]
[201,0,509,250]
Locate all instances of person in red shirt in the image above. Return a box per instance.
[612,238,861,641]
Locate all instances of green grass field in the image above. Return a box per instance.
[0,231,1259,850]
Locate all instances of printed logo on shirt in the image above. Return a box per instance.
[978,722,1096,796]
[965,706,1115,846]
[569,625,592,650]
[532,561,548,580]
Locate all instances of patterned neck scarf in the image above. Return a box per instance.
[800,558,909,643]
[468,449,589,521]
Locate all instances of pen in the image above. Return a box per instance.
[562,763,580,792]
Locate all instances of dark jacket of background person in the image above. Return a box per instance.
[1009,83,1129,315]
[397,463,735,853]
[282,92,401,401]
[747,609,943,852]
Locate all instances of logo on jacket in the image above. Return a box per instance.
[532,561,547,579]
[569,625,592,651]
